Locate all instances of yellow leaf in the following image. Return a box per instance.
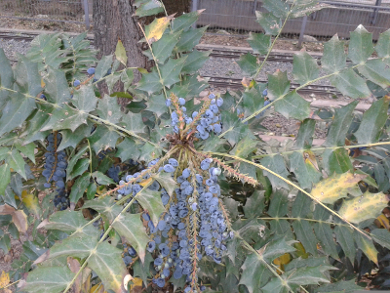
[294,242,309,259]
[338,191,389,224]
[90,283,106,293]
[303,150,319,172]
[41,79,46,88]
[358,234,379,264]
[115,39,128,66]
[130,277,143,290]
[0,271,11,293]
[376,214,390,230]
[144,15,175,44]
[273,253,291,274]
[311,172,366,204]
[21,190,40,217]
[140,177,152,187]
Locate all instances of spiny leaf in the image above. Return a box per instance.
[181,50,210,74]
[137,189,165,227]
[376,28,390,59]
[175,26,207,53]
[134,0,164,17]
[20,266,75,293]
[338,191,389,224]
[112,213,149,263]
[348,25,373,64]
[322,35,346,73]
[69,173,91,204]
[267,70,290,101]
[354,96,390,144]
[334,226,356,263]
[239,254,271,293]
[236,53,258,77]
[0,48,14,105]
[322,148,353,174]
[329,68,371,99]
[0,163,10,196]
[255,12,282,35]
[292,51,319,85]
[230,136,257,158]
[355,232,379,264]
[82,197,122,222]
[274,91,310,120]
[144,15,174,44]
[263,0,290,18]
[358,59,390,88]
[247,32,271,55]
[260,155,289,189]
[148,30,182,65]
[311,172,366,204]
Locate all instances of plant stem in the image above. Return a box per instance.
[87,138,93,174]
[209,152,371,240]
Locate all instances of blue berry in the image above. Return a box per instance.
[166,99,171,107]
[73,80,81,87]
[87,67,95,75]
[163,164,175,173]
[263,88,268,96]
[178,98,185,105]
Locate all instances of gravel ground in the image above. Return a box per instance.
[0,38,31,59]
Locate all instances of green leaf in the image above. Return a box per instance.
[69,158,90,181]
[0,48,14,105]
[289,151,321,190]
[274,91,310,120]
[293,51,319,85]
[121,68,135,90]
[263,0,290,18]
[268,70,290,101]
[260,155,289,189]
[22,266,75,293]
[230,136,257,158]
[242,87,265,117]
[94,55,113,80]
[112,213,149,262]
[324,101,358,146]
[151,30,182,64]
[134,0,164,17]
[19,107,51,145]
[354,97,390,144]
[154,172,177,196]
[88,242,127,293]
[147,93,168,116]
[67,145,88,176]
[322,148,353,174]
[45,67,71,104]
[291,0,326,18]
[314,279,363,293]
[376,28,390,59]
[0,234,11,254]
[244,191,266,219]
[122,112,144,134]
[39,210,97,236]
[292,220,318,256]
[181,50,210,74]
[313,222,339,259]
[137,189,165,227]
[116,138,141,161]
[334,226,356,263]
[0,164,11,196]
[239,254,272,293]
[41,104,88,132]
[69,173,91,204]
[72,85,98,113]
[247,32,271,55]
[58,123,93,151]
[268,190,289,217]
[86,182,97,200]
[322,35,346,73]
[255,12,282,35]
[294,118,316,149]
[133,253,153,285]
[88,125,120,154]
[105,72,122,94]
[92,171,115,185]
[236,53,258,76]
[161,57,188,89]
[82,197,122,222]
[2,186,17,209]
[97,95,123,124]
[175,26,207,53]
[358,59,390,88]
[348,25,373,64]
[0,92,36,137]
[9,149,26,179]
[15,142,36,164]
[172,10,204,32]
[329,68,371,99]
[371,228,390,250]
[115,40,127,66]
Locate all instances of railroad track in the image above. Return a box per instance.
[206,75,339,95]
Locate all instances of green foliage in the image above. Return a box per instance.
[1,0,390,293]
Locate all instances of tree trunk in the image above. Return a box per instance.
[93,0,190,106]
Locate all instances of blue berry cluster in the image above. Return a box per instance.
[140,157,229,291]
[166,93,223,140]
[42,133,68,210]
[107,165,121,183]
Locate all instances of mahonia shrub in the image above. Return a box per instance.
[1,0,390,292]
